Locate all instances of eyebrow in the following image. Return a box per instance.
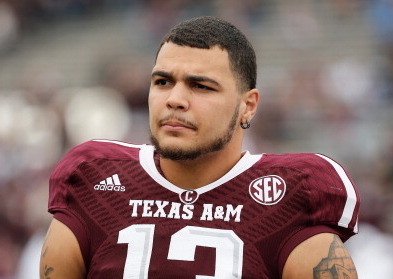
[186,75,221,87]
[151,70,173,80]
[151,70,221,88]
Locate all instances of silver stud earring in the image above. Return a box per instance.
[240,119,251,129]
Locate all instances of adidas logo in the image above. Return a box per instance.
[94,174,126,192]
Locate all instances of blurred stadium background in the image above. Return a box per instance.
[0,0,392,278]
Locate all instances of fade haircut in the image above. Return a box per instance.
[156,16,257,92]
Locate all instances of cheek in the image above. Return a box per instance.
[148,99,159,131]
[148,92,156,110]
[148,94,162,118]
[200,104,234,130]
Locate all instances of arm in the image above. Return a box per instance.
[282,233,358,279]
[40,218,86,279]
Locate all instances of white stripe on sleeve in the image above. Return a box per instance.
[316,154,358,233]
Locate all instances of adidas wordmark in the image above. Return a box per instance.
[94,174,126,192]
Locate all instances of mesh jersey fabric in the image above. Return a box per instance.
[48,140,360,279]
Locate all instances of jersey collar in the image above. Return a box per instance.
[139,145,262,194]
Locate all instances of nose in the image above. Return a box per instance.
[166,84,189,111]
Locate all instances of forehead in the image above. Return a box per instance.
[153,42,235,81]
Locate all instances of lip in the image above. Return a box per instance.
[160,120,197,131]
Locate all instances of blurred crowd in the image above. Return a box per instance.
[0,0,392,278]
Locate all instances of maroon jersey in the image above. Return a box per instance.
[48,140,360,279]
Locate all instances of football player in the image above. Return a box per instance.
[40,16,360,279]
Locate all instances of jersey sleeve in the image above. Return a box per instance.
[48,141,101,266]
[307,154,359,234]
[277,153,360,276]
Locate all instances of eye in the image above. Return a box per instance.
[193,83,214,91]
[154,79,170,86]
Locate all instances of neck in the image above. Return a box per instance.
[159,144,243,190]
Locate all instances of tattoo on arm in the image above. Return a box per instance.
[40,227,55,279]
[313,235,358,279]
[41,227,51,260]
[41,246,55,279]
[43,265,55,279]
[42,246,48,258]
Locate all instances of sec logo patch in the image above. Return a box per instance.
[249,175,286,205]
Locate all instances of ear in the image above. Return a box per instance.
[241,88,260,122]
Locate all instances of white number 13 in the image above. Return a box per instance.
[118,225,244,279]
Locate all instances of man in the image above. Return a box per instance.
[40,16,360,279]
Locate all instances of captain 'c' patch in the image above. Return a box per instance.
[179,190,199,204]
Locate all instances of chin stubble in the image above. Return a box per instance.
[150,103,240,161]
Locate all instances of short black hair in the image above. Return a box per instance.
[156,16,257,92]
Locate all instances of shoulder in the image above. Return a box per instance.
[256,152,360,231]
[65,139,145,162]
[48,140,148,195]
[260,152,359,201]
[51,140,145,179]
[257,152,355,185]
[259,152,342,172]
[48,139,148,211]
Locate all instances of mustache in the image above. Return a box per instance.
[158,115,198,130]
